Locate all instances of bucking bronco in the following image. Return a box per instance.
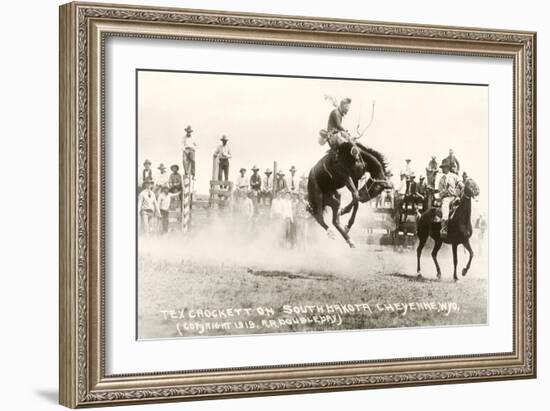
[307,142,390,247]
[416,177,480,281]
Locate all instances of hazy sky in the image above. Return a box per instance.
[137,70,488,210]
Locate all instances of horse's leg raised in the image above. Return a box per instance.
[308,189,329,232]
[344,202,360,234]
[326,195,355,248]
[452,242,459,281]
[416,235,427,277]
[345,176,360,203]
[431,240,443,279]
[340,199,354,216]
[462,239,474,277]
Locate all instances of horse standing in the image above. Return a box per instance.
[307,142,389,247]
[416,178,480,281]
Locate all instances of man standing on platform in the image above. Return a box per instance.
[181,125,197,178]
[214,135,231,182]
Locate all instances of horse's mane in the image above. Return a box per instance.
[355,142,389,175]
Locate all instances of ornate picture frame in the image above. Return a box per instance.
[59,1,536,408]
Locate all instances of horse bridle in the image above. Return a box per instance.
[363,176,390,201]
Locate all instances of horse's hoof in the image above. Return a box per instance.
[436,272,442,280]
[417,272,423,279]
[462,268,468,277]
[347,239,357,248]
[453,277,459,282]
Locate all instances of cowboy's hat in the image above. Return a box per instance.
[340,97,352,105]
[300,173,308,180]
[289,165,297,173]
[170,164,179,172]
[264,168,272,174]
[251,165,259,171]
[439,159,452,169]
[239,167,246,172]
[184,125,193,133]
[157,163,166,171]
[419,175,426,180]
[220,135,228,141]
[277,170,285,176]
[143,159,151,166]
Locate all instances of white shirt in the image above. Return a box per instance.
[397,178,408,195]
[156,171,169,187]
[214,144,232,159]
[138,189,159,213]
[262,175,273,191]
[236,174,248,190]
[182,135,197,151]
[439,172,459,197]
[157,192,178,211]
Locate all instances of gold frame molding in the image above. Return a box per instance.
[59,2,537,408]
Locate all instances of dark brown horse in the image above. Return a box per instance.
[416,178,480,281]
[307,142,389,247]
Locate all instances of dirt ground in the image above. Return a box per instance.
[137,220,488,339]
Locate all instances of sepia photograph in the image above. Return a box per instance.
[136,69,489,340]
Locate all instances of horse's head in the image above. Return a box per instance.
[464,178,480,198]
[359,177,391,202]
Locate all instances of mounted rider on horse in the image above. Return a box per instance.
[308,97,390,247]
[319,97,371,202]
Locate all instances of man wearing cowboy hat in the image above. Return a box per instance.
[275,170,288,194]
[157,184,181,234]
[137,179,160,235]
[260,168,273,205]
[443,148,460,175]
[438,158,460,237]
[155,163,169,192]
[417,175,429,210]
[426,155,438,189]
[249,165,261,193]
[140,159,153,189]
[214,135,232,182]
[168,164,183,210]
[236,167,248,193]
[404,158,413,177]
[403,172,424,218]
[181,125,197,178]
[395,171,408,222]
[326,97,352,148]
[287,165,298,192]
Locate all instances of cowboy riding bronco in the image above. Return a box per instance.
[319,97,353,151]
